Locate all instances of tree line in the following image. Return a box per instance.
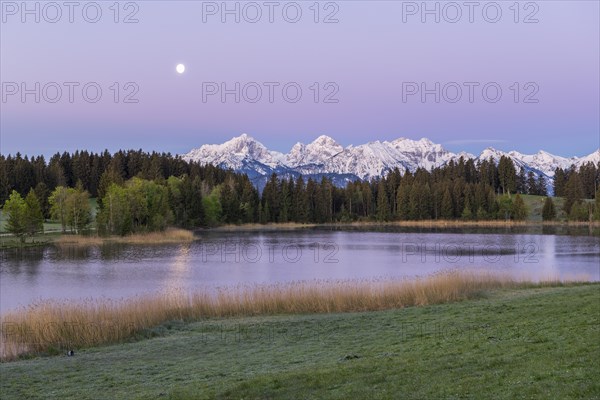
[1,151,599,239]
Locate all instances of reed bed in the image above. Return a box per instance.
[54,228,195,247]
[345,220,600,228]
[0,271,577,361]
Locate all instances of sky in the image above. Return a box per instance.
[1,0,599,158]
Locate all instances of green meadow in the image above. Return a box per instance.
[1,284,598,400]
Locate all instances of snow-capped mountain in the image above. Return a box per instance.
[182,134,599,191]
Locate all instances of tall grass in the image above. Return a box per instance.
[54,228,195,247]
[0,271,579,361]
[345,220,600,228]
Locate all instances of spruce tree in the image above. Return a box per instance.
[553,168,567,197]
[441,187,453,219]
[541,197,556,221]
[537,174,548,196]
[33,181,50,219]
[516,167,527,194]
[461,197,473,220]
[376,180,390,221]
[498,156,516,194]
[594,188,600,221]
[563,172,584,215]
[512,194,528,220]
[527,171,537,195]
[396,183,411,220]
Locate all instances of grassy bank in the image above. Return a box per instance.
[0,283,598,399]
[0,271,582,361]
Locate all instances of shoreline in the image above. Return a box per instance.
[0,272,592,361]
[1,220,598,249]
[214,219,600,231]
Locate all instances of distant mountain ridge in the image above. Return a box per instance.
[182,134,600,192]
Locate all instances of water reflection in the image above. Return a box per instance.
[164,244,192,292]
[1,229,599,313]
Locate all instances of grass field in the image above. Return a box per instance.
[0,271,536,360]
[1,284,598,399]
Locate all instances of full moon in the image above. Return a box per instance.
[176,64,185,74]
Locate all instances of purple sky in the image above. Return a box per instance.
[1,1,599,158]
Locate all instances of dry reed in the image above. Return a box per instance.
[0,270,577,361]
[54,228,195,247]
[345,220,600,228]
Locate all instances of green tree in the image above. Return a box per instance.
[33,181,50,218]
[396,183,411,220]
[512,194,528,221]
[440,187,453,219]
[516,167,527,194]
[461,197,473,220]
[3,190,27,242]
[542,197,556,221]
[278,179,291,223]
[24,190,44,237]
[292,176,309,223]
[497,194,513,221]
[568,202,588,221]
[563,172,584,215]
[66,185,91,234]
[498,156,516,194]
[594,188,600,221]
[526,171,537,195]
[97,184,132,236]
[202,187,222,227]
[476,206,487,220]
[553,168,567,197]
[376,180,390,221]
[49,186,70,232]
[537,175,548,196]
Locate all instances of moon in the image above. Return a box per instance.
[176,64,185,74]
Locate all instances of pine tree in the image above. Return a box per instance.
[376,180,390,221]
[190,176,207,226]
[563,172,584,215]
[396,183,411,220]
[278,179,291,223]
[516,167,527,194]
[293,176,309,223]
[512,194,528,220]
[461,197,473,220]
[553,168,567,197]
[594,187,600,221]
[441,187,453,219]
[527,171,537,195]
[498,156,516,194]
[542,197,556,221]
[537,175,548,196]
[33,181,50,219]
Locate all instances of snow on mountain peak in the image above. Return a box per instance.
[312,135,339,147]
[183,134,598,191]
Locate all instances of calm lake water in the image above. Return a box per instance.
[1,228,599,313]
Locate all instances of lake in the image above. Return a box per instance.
[1,228,599,313]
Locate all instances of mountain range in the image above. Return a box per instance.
[182,134,600,193]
